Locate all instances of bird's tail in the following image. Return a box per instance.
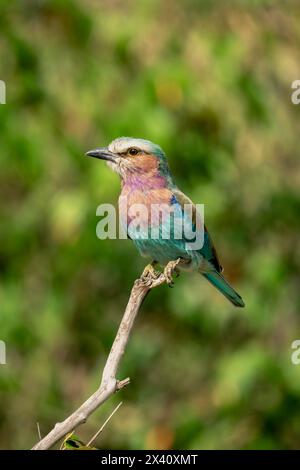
[202,271,245,308]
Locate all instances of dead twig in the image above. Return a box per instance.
[87,401,123,447]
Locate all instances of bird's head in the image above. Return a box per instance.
[86,137,171,181]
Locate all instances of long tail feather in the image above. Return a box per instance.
[202,271,245,307]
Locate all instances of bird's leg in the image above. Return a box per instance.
[141,260,160,281]
[163,258,182,287]
[174,267,180,278]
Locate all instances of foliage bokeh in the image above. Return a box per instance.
[1,0,300,449]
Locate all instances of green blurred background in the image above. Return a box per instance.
[1,0,300,450]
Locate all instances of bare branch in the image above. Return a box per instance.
[32,266,171,450]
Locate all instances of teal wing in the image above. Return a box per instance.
[172,188,244,307]
[172,188,223,272]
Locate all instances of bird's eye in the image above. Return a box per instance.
[128,148,139,156]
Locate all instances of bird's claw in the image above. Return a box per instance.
[163,258,181,287]
[140,259,181,288]
[141,263,161,284]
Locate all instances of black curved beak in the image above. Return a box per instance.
[85,147,117,162]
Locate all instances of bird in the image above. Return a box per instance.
[86,137,245,307]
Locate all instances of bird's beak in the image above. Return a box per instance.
[85,147,117,163]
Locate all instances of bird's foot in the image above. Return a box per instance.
[163,258,182,287]
[141,262,161,283]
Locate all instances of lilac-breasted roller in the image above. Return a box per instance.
[86,137,245,307]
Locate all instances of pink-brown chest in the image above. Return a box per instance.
[119,183,173,227]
